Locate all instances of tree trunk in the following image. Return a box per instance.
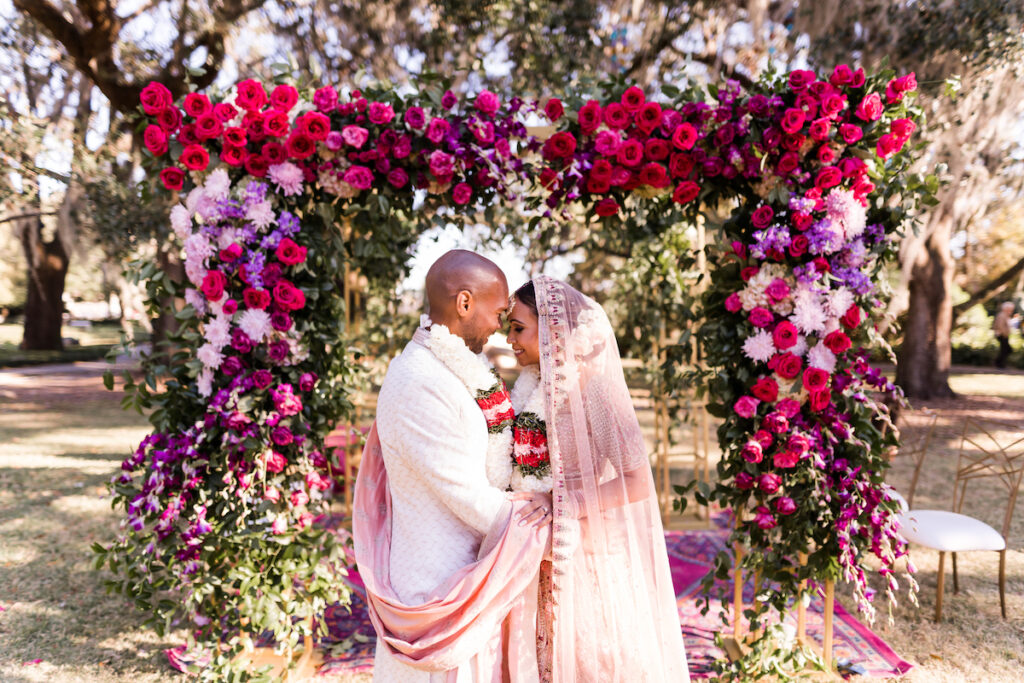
[17,216,69,351]
[896,216,956,399]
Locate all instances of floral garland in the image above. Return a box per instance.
[509,365,553,493]
[417,315,515,489]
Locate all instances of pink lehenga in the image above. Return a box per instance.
[533,275,689,682]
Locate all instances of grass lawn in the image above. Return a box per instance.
[0,322,148,368]
[1,362,1021,681]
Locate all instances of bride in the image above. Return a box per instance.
[504,276,689,682]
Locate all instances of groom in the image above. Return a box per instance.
[358,250,550,682]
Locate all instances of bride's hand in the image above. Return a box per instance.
[510,491,552,528]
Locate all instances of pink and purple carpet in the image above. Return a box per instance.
[169,523,913,679]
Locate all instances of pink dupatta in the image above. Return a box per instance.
[353,424,550,681]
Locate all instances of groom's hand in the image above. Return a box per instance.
[510,491,552,529]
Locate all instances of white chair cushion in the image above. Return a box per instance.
[896,509,1006,552]
[889,489,909,513]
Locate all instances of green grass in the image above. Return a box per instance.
[0,322,149,369]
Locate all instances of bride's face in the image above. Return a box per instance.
[506,296,540,367]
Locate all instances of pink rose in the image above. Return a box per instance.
[140,82,173,115]
[594,130,621,156]
[754,429,774,450]
[441,90,458,109]
[774,354,802,380]
[452,182,472,205]
[299,372,318,392]
[741,441,763,464]
[725,293,742,313]
[264,450,287,474]
[671,123,698,150]
[776,151,799,176]
[809,118,831,141]
[765,278,791,303]
[758,473,781,494]
[787,433,810,455]
[620,85,646,112]
[635,101,663,134]
[428,150,455,178]
[219,243,243,263]
[734,396,760,419]
[855,92,883,122]
[775,496,797,515]
[474,90,500,115]
[183,92,211,118]
[425,117,450,144]
[343,165,374,191]
[264,487,282,503]
[876,133,903,159]
[341,125,369,148]
[751,205,774,228]
[306,471,331,492]
[780,108,806,134]
[273,280,306,311]
[290,490,310,507]
[754,506,777,530]
[368,101,395,125]
[830,64,853,86]
[891,118,916,142]
[774,450,800,469]
[763,411,789,435]
[313,86,339,113]
[776,397,802,419]
[271,518,288,534]
[275,238,308,266]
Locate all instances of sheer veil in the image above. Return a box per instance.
[533,275,689,682]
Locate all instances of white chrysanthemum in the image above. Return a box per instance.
[238,308,272,343]
[204,315,231,349]
[825,188,866,240]
[185,261,207,287]
[790,335,809,357]
[184,288,207,315]
[246,199,275,229]
[184,233,213,264]
[203,168,231,200]
[742,329,776,363]
[197,369,214,398]
[825,288,856,318]
[268,162,305,196]
[791,291,828,335]
[218,228,239,250]
[197,342,224,369]
[807,343,838,373]
[170,204,192,240]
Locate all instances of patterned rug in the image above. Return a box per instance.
[169,523,913,679]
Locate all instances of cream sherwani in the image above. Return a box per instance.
[371,336,510,682]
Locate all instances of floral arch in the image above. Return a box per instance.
[98,66,926,678]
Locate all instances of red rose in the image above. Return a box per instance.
[809,117,831,141]
[275,237,308,266]
[140,82,173,115]
[179,144,210,171]
[772,321,799,350]
[830,64,853,86]
[223,126,247,147]
[538,167,559,190]
[578,100,602,134]
[813,256,830,273]
[671,123,698,150]
[594,197,620,217]
[245,154,269,177]
[587,175,611,194]
[740,266,759,282]
[775,353,802,380]
[815,166,842,189]
[780,108,806,134]
[603,103,630,129]
[876,133,902,159]
[261,141,288,165]
[286,131,316,159]
[802,367,830,392]
[823,330,852,355]
[620,86,646,112]
[452,182,472,205]
[841,305,862,329]
[644,138,670,161]
[776,152,799,176]
[791,212,812,232]
[891,118,916,142]
[263,111,290,138]
[244,112,266,141]
[159,167,185,191]
[808,389,831,412]
[817,145,836,164]
[273,280,306,311]
[590,159,614,181]
[243,288,271,310]
[751,205,774,228]
[299,111,331,141]
[213,102,237,122]
[542,132,577,160]
[544,98,564,122]
[855,92,883,121]
[773,450,800,468]
[638,162,668,188]
[616,139,645,167]
[200,270,226,301]
[143,125,168,156]
[195,114,223,140]
[270,84,299,112]
[788,69,816,92]
[220,144,247,167]
[751,377,779,403]
[782,132,805,152]
[669,152,695,178]
[219,243,243,263]
[635,102,663,134]
[183,92,211,118]
[235,79,268,111]
[672,180,700,204]
[156,106,182,133]
[787,234,809,258]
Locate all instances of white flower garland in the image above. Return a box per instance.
[509,365,553,493]
[418,315,514,489]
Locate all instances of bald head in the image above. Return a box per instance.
[425,250,509,353]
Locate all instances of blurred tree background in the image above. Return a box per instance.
[1,0,1022,396]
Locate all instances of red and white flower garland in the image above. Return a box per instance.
[418,315,515,489]
[509,365,553,493]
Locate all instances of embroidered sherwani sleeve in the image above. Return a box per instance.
[386,382,508,537]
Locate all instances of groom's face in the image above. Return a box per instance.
[459,279,510,354]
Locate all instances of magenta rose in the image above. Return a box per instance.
[179,144,210,171]
[265,450,287,474]
[749,307,774,328]
[262,111,290,138]
[428,149,455,177]
[425,117,450,145]
[219,243,243,263]
[787,433,810,455]
[773,450,800,469]
[231,329,254,354]
[751,205,774,228]
[776,399,802,422]
[645,138,670,161]
[474,90,500,115]
[273,280,306,311]
[299,112,330,141]
[741,440,763,464]
[876,133,902,159]
[802,367,831,392]
[200,270,226,301]
[820,93,846,118]
[789,234,810,258]
[841,305,862,330]
[736,472,756,490]
[386,167,409,188]
[766,278,791,303]
[343,165,374,190]
[403,106,426,129]
[809,118,831,141]
[788,69,815,91]
[671,123,698,150]
[734,395,760,419]
[815,166,843,190]
[725,293,742,313]
[594,198,620,217]
[891,118,916,142]
[273,385,303,416]
[830,64,853,86]
[221,299,238,316]
[285,131,315,160]
[298,372,318,392]
[763,411,790,435]
[159,167,185,191]
[754,429,773,450]
[267,339,290,363]
[672,180,700,204]
[594,130,621,156]
[140,81,173,115]
[261,263,283,288]
[368,101,395,125]
[837,123,863,145]
[275,238,308,266]
[313,85,339,112]
[270,311,292,332]
[808,389,831,413]
[182,92,211,118]
[780,107,806,134]
[754,506,777,530]
[602,102,630,129]
[776,151,800,176]
[440,89,457,109]
[221,356,244,377]
[270,84,299,112]
[775,497,797,515]
[143,125,169,156]
[220,144,246,167]
[758,473,781,494]
[823,330,852,355]
[544,98,564,122]
[452,182,472,205]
